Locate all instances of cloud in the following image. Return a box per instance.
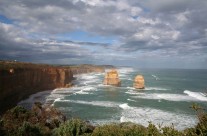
[0,0,207,68]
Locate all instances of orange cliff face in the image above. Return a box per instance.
[103,69,121,86]
[0,61,73,114]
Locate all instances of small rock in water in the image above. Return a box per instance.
[133,75,145,89]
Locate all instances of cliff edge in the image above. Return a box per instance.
[0,61,108,114]
[0,61,73,114]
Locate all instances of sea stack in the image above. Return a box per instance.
[133,75,145,89]
[103,69,121,86]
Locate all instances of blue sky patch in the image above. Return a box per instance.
[0,15,13,24]
[56,30,117,44]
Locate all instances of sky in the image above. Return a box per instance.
[0,0,207,69]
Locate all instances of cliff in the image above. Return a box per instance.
[0,61,107,114]
[0,61,73,114]
[103,69,121,86]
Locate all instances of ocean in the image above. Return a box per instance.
[19,67,207,130]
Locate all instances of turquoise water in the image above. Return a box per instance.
[19,68,207,130]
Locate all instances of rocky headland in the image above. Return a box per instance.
[0,61,107,114]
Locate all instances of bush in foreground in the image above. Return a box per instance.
[53,118,94,136]
[0,103,207,136]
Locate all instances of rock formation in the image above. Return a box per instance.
[0,61,73,114]
[0,61,107,114]
[133,75,145,89]
[103,69,121,86]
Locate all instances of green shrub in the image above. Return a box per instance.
[183,128,197,136]
[17,121,42,136]
[161,125,183,136]
[195,111,207,136]
[191,103,207,136]
[146,122,161,136]
[53,119,93,136]
[10,106,27,118]
[92,122,147,136]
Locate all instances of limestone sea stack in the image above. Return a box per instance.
[103,69,121,86]
[133,75,145,89]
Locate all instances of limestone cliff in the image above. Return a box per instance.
[133,75,145,89]
[103,69,121,86]
[0,61,73,114]
[0,61,108,114]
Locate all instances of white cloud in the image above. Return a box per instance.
[0,0,207,68]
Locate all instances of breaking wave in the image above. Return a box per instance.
[144,87,168,91]
[54,99,121,108]
[119,103,132,109]
[120,105,198,130]
[184,90,207,101]
[131,93,199,102]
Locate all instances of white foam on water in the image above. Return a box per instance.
[120,106,198,130]
[75,73,103,85]
[98,84,110,87]
[125,90,144,95]
[127,99,137,102]
[76,74,99,80]
[126,87,135,90]
[72,86,97,95]
[118,67,135,79]
[54,98,61,102]
[54,99,121,108]
[45,88,74,102]
[83,79,101,84]
[144,87,168,91]
[119,103,133,109]
[152,75,159,80]
[82,86,97,91]
[131,93,198,102]
[200,93,207,97]
[18,90,52,106]
[184,90,207,101]
[75,90,91,95]
[118,67,135,73]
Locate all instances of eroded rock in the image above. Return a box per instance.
[103,69,121,86]
[133,75,145,89]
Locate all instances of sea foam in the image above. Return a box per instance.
[184,90,207,101]
[54,99,121,108]
[119,103,132,109]
[127,98,137,102]
[18,90,52,108]
[131,93,197,102]
[120,106,198,130]
[144,87,168,91]
[75,90,91,95]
